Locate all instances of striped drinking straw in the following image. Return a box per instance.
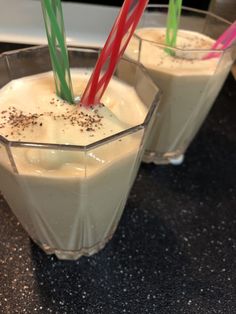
[80,0,149,107]
[41,0,74,104]
[204,20,236,59]
[165,0,182,56]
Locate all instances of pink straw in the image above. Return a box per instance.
[80,0,148,106]
[204,20,236,60]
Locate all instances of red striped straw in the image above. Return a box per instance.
[80,0,148,106]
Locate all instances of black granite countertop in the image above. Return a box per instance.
[0,43,235,314]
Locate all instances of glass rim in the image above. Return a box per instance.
[0,45,161,151]
[146,4,232,25]
[136,4,235,53]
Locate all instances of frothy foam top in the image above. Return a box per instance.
[0,70,147,173]
[126,28,218,75]
[0,69,146,145]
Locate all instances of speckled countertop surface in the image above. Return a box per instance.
[0,44,236,314]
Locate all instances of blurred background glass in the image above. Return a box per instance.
[61,0,211,11]
[208,0,236,22]
[208,0,236,78]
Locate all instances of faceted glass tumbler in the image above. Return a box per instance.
[126,5,236,165]
[0,46,160,260]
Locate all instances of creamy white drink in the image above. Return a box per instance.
[126,28,233,164]
[0,70,147,258]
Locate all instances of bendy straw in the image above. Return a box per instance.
[204,20,236,59]
[165,0,182,55]
[80,0,148,107]
[41,0,74,104]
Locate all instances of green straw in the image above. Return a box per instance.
[41,0,74,104]
[165,0,182,55]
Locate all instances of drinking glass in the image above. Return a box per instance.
[0,46,160,260]
[126,5,236,164]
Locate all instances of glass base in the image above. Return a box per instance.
[169,154,185,165]
[33,230,116,260]
[143,150,185,166]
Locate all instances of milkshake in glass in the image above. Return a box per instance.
[126,6,236,164]
[0,47,160,260]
